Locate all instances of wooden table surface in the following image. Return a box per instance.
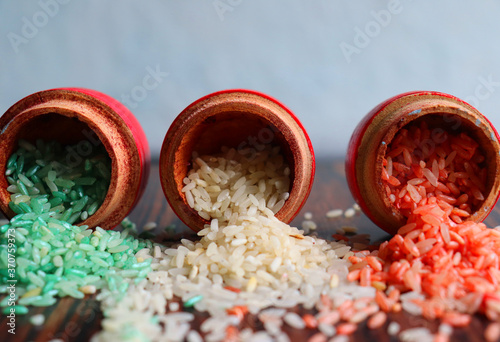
[2,159,500,342]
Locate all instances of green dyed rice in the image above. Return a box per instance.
[2,305,28,315]
[0,139,153,316]
[5,139,111,223]
[184,295,203,308]
[108,245,129,254]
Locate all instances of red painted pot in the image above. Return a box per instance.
[0,88,150,229]
[159,89,315,232]
[346,91,500,234]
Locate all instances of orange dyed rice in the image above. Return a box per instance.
[224,325,240,342]
[336,322,357,335]
[347,121,500,330]
[303,314,318,329]
[224,286,241,293]
[307,333,327,342]
[226,305,248,322]
[433,333,450,342]
[382,121,486,223]
[351,200,500,320]
[367,311,387,329]
[485,322,500,342]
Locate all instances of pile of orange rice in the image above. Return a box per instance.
[349,121,500,334]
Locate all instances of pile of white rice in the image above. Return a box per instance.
[91,146,359,341]
[183,145,291,221]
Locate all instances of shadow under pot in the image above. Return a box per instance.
[346,91,500,235]
[0,88,150,229]
[159,89,315,232]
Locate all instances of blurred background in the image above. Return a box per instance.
[1,1,500,159]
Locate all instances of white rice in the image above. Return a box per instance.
[186,330,203,342]
[342,226,358,234]
[318,322,336,336]
[302,220,318,231]
[387,321,401,335]
[328,336,348,342]
[438,323,453,336]
[326,209,343,218]
[284,312,305,329]
[183,146,290,222]
[344,208,356,218]
[30,314,45,326]
[143,222,157,231]
[92,145,366,341]
[399,327,434,342]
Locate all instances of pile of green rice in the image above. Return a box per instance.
[0,139,151,314]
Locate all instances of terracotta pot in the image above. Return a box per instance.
[346,91,500,234]
[159,89,315,232]
[0,88,150,229]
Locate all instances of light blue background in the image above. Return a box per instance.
[1,1,500,158]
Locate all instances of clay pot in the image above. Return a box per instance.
[160,89,315,232]
[0,88,150,229]
[346,91,500,234]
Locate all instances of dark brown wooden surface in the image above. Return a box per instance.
[2,160,500,342]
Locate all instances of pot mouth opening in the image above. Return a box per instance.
[171,110,297,225]
[378,112,497,223]
[0,110,113,226]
